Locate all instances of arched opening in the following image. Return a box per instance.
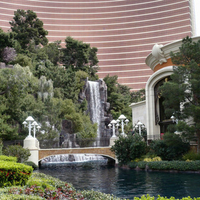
[39,153,116,168]
[154,76,174,137]
[145,66,174,141]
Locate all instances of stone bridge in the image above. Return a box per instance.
[23,137,118,165]
[39,147,116,162]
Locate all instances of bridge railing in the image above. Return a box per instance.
[39,137,111,149]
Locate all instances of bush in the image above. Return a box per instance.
[182,151,200,161]
[23,161,38,170]
[111,134,147,165]
[3,173,84,199]
[134,194,200,200]
[3,145,31,163]
[128,160,200,171]
[0,161,33,187]
[81,190,121,200]
[0,155,17,162]
[149,132,190,160]
[0,194,43,200]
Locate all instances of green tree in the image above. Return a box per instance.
[62,37,99,79]
[10,9,48,50]
[103,74,132,120]
[0,64,39,139]
[43,41,62,65]
[0,28,17,61]
[160,36,200,152]
[131,88,145,103]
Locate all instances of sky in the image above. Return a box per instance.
[193,0,200,36]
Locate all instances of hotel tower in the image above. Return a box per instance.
[0,0,194,90]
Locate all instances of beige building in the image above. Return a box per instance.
[130,36,200,141]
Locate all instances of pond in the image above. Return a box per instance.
[36,163,200,199]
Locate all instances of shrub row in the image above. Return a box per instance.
[0,155,17,162]
[134,195,200,200]
[128,160,200,171]
[0,160,33,187]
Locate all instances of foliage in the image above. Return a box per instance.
[160,36,200,152]
[76,114,97,139]
[1,47,17,64]
[111,134,147,165]
[23,161,38,170]
[62,36,99,79]
[143,156,162,162]
[130,88,145,103]
[128,160,200,171]
[0,160,33,187]
[103,74,132,121]
[3,145,31,163]
[43,40,62,65]
[0,155,17,162]
[0,139,2,155]
[1,173,84,199]
[134,195,200,200]
[10,9,48,50]
[182,151,200,161]
[149,132,190,160]
[81,190,122,200]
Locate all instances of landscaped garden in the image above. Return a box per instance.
[1,133,200,199]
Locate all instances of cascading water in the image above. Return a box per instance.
[40,154,108,168]
[88,81,102,138]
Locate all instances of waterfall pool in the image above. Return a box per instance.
[36,164,200,199]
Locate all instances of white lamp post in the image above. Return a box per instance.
[32,121,38,138]
[24,116,34,138]
[137,121,143,135]
[108,119,117,138]
[118,114,129,136]
[171,115,178,124]
[135,121,145,135]
[23,116,41,138]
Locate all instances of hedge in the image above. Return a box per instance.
[0,160,33,187]
[134,195,200,200]
[128,160,200,171]
[0,155,17,162]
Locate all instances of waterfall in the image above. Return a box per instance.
[88,81,102,138]
[41,154,107,163]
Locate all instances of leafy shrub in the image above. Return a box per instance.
[3,145,31,163]
[0,161,33,187]
[4,173,84,199]
[182,151,200,161]
[129,160,200,171]
[111,134,147,165]
[134,194,200,200]
[149,132,190,160]
[0,155,17,162]
[81,190,121,200]
[0,194,43,200]
[29,172,68,189]
[23,161,38,170]
[143,156,162,162]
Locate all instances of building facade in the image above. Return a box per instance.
[129,36,200,141]
[0,0,193,90]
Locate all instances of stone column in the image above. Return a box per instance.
[23,136,39,166]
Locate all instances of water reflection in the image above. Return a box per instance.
[36,165,200,199]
